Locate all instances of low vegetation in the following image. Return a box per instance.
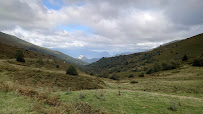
[66,65,78,75]
[192,56,203,66]
[15,50,25,62]
[86,34,203,80]
[130,80,138,84]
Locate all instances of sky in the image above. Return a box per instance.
[0,0,203,59]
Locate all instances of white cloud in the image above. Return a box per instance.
[0,0,203,57]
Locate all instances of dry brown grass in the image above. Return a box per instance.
[0,82,106,114]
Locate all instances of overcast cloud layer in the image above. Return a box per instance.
[0,0,203,58]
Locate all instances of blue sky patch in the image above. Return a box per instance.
[41,0,64,10]
[59,24,93,33]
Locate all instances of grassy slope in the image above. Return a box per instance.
[0,59,104,91]
[0,32,86,66]
[1,59,201,113]
[0,43,52,59]
[87,33,203,77]
[61,89,202,114]
[60,65,203,114]
[0,59,106,113]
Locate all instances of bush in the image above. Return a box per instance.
[139,72,144,77]
[170,60,180,69]
[161,61,171,70]
[79,93,86,99]
[153,62,162,72]
[128,74,134,78]
[182,55,188,61]
[192,58,203,66]
[110,73,119,80]
[99,72,108,78]
[147,60,180,74]
[130,80,138,84]
[15,50,25,62]
[168,102,178,111]
[66,65,78,75]
[56,64,59,68]
[37,59,44,65]
[89,72,94,76]
[146,68,153,74]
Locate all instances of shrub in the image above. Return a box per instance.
[182,54,188,61]
[170,60,180,69]
[192,57,203,66]
[161,61,172,70]
[56,64,59,68]
[37,59,44,65]
[130,80,138,84]
[128,74,134,78]
[79,93,86,99]
[99,72,108,78]
[168,102,178,111]
[146,68,153,74]
[110,73,119,80]
[89,72,94,76]
[66,65,78,75]
[153,62,162,72]
[15,50,25,62]
[139,72,144,77]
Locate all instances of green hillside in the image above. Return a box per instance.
[0,32,86,66]
[86,33,203,78]
[0,32,202,113]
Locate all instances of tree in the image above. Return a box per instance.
[66,65,78,75]
[16,50,25,62]
[182,55,188,61]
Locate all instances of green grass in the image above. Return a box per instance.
[105,65,203,98]
[0,58,202,113]
[60,89,203,114]
[0,91,35,114]
[60,65,203,113]
[0,60,104,91]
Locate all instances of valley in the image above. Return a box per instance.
[1,0,203,113]
[0,32,202,113]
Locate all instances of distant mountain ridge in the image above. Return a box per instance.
[115,52,135,56]
[78,55,100,64]
[0,32,86,66]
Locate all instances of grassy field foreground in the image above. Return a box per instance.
[60,65,203,113]
[60,89,202,114]
[0,59,202,113]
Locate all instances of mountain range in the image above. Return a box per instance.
[78,55,100,64]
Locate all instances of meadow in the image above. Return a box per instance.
[0,58,202,113]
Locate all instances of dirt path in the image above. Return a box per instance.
[133,90,203,101]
